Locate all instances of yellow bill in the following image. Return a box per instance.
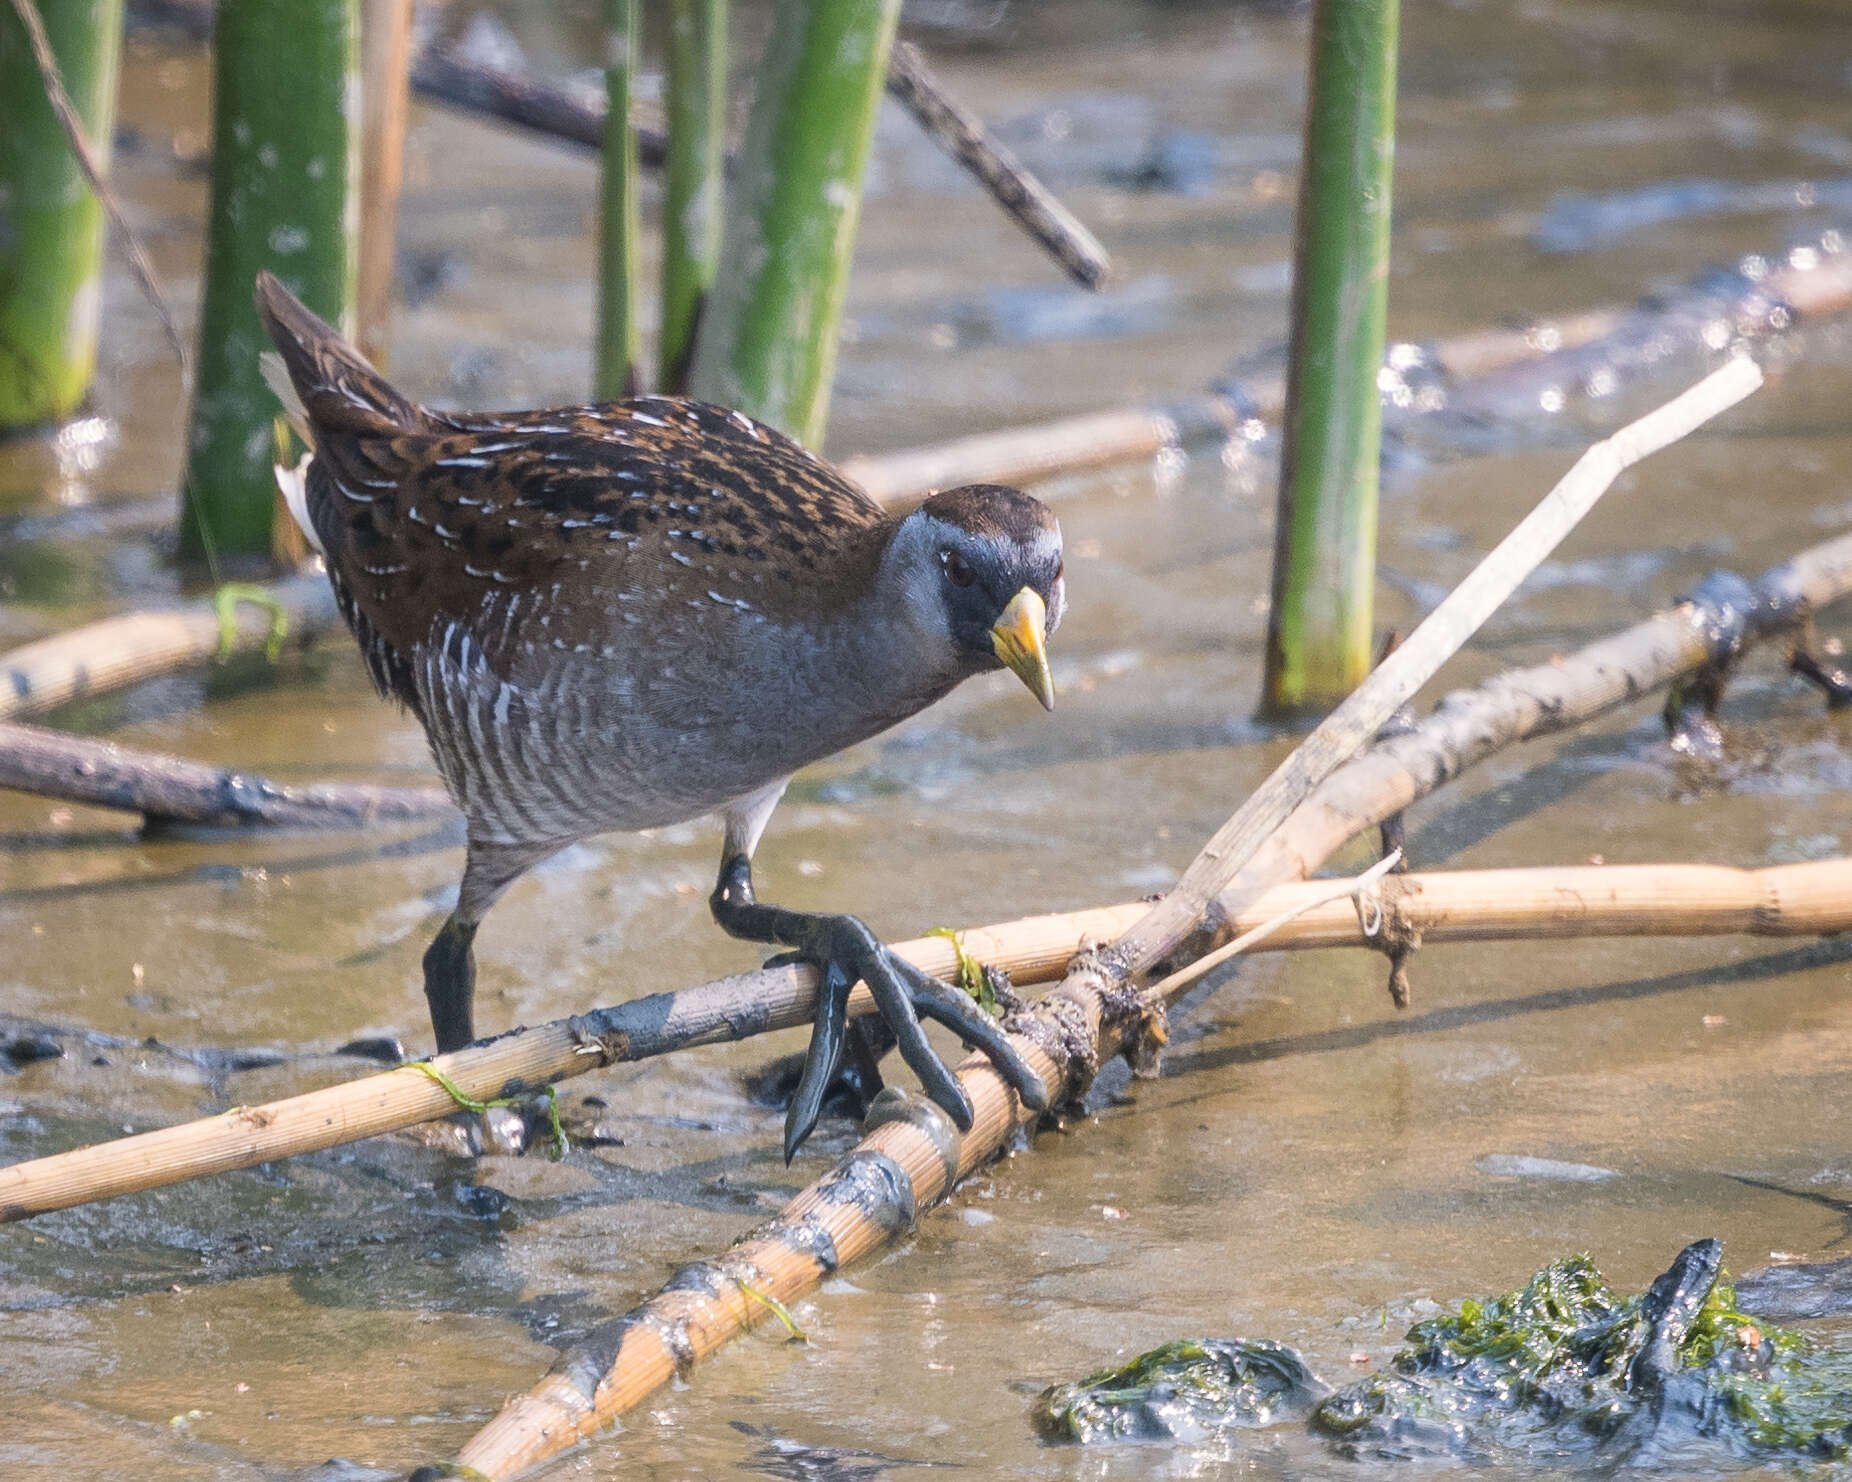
[990,586,1054,711]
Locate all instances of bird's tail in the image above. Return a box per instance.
[253,270,426,444]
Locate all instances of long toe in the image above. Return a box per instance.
[859,945,974,1131]
[892,954,1049,1113]
[784,959,857,1162]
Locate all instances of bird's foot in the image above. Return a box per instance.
[783,915,1047,1164]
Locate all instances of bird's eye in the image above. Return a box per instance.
[941,549,975,588]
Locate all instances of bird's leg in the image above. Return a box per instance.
[422,836,565,1055]
[709,851,1047,1162]
[417,838,563,1154]
[422,912,479,1054]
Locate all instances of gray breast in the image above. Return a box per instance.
[411,608,956,850]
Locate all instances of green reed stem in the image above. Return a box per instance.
[1261,0,1400,716]
[657,0,726,393]
[0,0,123,428]
[179,0,357,566]
[688,0,899,447]
[596,0,644,399]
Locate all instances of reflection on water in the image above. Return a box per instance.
[4,1,1852,1478]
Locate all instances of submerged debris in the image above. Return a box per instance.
[1737,1256,1852,1322]
[1036,1242,1852,1465]
[1032,1339,1329,1443]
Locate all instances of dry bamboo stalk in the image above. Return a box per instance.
[1100,356,1763,987]
[0,569,338,721]
[1424,307,1624,382]
[840,398,1241,504]
[10,856,1850,1225]
[1331,859,1852,941]
[0,719,452,828]
[446,1045,1058,1481]
[0,904,1138,1224]
[841,246,1852,504]
[417,360,1766,1479]
[1215,525,1852,923]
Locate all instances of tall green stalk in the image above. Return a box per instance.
[180,0,357,565]
[1261,0,1400,716]
[688,0,899,447]
[596,0,643,399]
[657,0,725,393]
[0,0,123,429]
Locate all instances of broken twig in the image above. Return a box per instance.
[884,41,1111,289]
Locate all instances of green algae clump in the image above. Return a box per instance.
[1034,1241,1852,1464]
[1032,1338,1329,1443]
[1312,1239,1852,1464]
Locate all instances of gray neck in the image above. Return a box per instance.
[835,526,971,736]
[768,516,972,763]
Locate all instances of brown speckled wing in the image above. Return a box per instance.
[308,396,894,694]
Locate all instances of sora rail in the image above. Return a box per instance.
[255,272,1064,1159]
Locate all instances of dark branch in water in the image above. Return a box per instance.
[0,719,453,830]
[408,39,665,164]
[884,42,1112,289]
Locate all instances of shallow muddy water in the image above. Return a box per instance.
[5,0,1852,1477]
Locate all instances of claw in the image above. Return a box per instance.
[784,959,856,1163]
[891,953,1048,1113]
[782,935,1048,1162]
[709,854,1046,1162]
[860,941,974,1131]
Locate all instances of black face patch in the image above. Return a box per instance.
[922,486,1064,662]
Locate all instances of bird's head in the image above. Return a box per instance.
[883,484,1065,709]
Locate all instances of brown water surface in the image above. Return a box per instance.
[4,1,1852,1477]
